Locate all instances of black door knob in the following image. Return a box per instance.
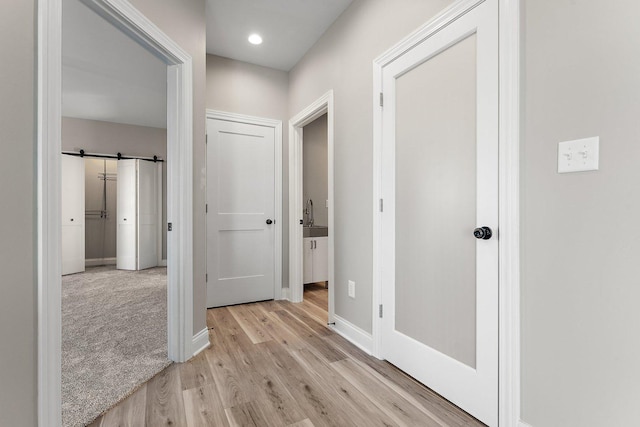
[473,226,492,240]
[266,219,273,225]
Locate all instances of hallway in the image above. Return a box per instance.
[89,297,483,426]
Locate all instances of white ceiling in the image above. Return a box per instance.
[206,0,353,71]
[61,0,352,127]
[62,0,167,129]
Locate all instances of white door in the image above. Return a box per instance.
[206,118,276,307]
[117,159,137,270]
[379,1,498,425]
[61,154,85,275]
[137,160,159,270]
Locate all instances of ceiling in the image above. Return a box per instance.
[61,0,353,128]
[62,0,167,129]
[206,0,353,71]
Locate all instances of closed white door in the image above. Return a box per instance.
[206,118,276,307]
[61,154,85,275]
[380,1,499,425]
[137,160,158,270]
[117,159,137,270]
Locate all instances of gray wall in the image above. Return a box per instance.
[521,0,640,425]
[62,117,168,259]
[289,0,452,332]
[205,54,290,286]
[0,0,37,425]
[303,114,328,227]
[129,0,207,335]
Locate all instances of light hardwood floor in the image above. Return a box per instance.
[89,284,484,426]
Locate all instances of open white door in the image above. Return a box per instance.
[379,1,499,425]
[206,117,276,307]
[117,159,137,270]
[61,154,85,275]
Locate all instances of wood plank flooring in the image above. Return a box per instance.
[89,285,484,427]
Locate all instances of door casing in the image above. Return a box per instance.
[372,0,522,425]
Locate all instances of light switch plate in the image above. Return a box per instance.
[348,280,355,299]
[558,136,599,173]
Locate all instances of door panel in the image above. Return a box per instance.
[207,118,276,308]
[380,1,498,425]
[395,34,477,368]
[138,160,158,270]
[117,159,137,270]
[61,154,85,275]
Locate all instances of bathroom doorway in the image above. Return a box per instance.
[302,114,329,319]
[288,91,335,324]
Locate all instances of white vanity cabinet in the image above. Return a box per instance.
[303,236,328,284]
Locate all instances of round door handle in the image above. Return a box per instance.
[473,226,492,240]
[123,218,127,221]
[70,218,74,222]
[266,219,273,225]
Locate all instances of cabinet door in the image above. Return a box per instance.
[303,237,314,284]
[312,237,328,283]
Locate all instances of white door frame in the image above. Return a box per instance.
[38,0,197,425]
[288,90,335,324]
[372,0,521,426]
[205,109,283,301]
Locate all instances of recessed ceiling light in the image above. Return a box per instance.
[248,34,263,45]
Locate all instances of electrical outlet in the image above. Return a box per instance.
[348,280,355,298]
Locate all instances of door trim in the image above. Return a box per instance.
[38,0,197,425]
[288,90,335,325]
[371,0,521,426]
[205,109,283,301]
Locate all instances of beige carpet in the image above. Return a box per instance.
[62,266,171,427]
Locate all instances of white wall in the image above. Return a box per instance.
[289,0,453,332]
[62,117,168,259]
[521,0,640,425]
[0,0,37,425]
[303,114,328,227]
[205,54,290,286]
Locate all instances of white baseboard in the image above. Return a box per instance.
[330,314,373,355]
[280,286,291,301]
[192,327,210,357]
[158,259,167,267]
[85,257,116,267]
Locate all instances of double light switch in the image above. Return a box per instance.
[558,136,599,173]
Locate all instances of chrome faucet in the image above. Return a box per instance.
[304,198,314,227]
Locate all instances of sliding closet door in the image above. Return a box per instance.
[137,160,158,270]
[117,159,137,270]
[61,154,85,275]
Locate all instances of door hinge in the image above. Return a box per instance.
[168,222,173,231]
[379,92,384,107]
[206,273,208,282]
[206,204,208,213]
[379,304,383,318]
[379,198,384,212]
[205,134,208,144]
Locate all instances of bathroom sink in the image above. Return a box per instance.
[303,225,328,237]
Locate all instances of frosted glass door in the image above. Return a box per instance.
[379,1,499,425]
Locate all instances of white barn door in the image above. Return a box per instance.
[117,159,159,270]
[61,154,85,275]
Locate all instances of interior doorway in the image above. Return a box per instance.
[288,91,335,324]
[38,0,197,425]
